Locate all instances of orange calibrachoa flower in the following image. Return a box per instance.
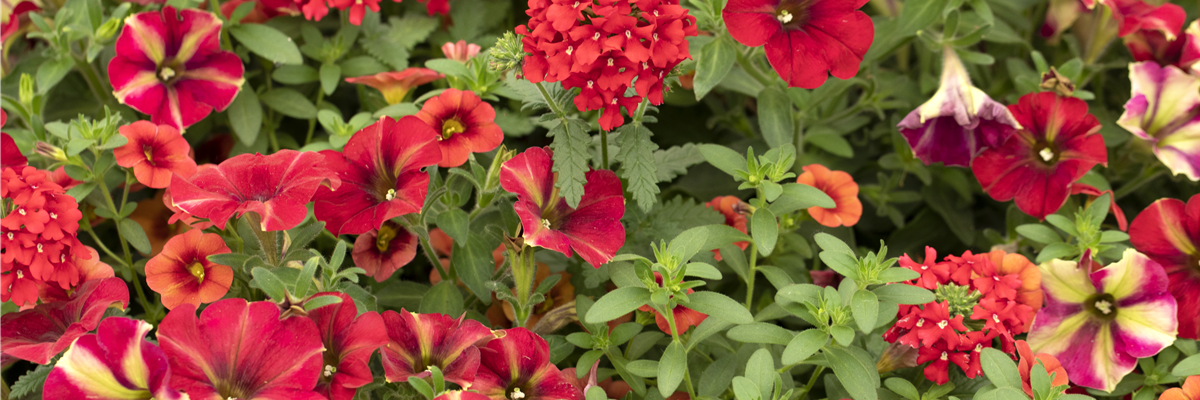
[1016,340,1069,398]
[416,89,504,168]
[145,229,233,310]
[345,68,445,105]
[114,121,197,189]
[351,220,418,282]
[984,249,1044,326]
[1161,375,1200,400]
[705,196,749,261]
[796,164,862,227]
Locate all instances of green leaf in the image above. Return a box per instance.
[586,387,607,400]
[975,387,1029,400]
[684,262,722,280]
[227,84,263,146]
[872,283,935,305]
[1016,224,1062,244]
[375,281,429,311]
[782,329,828,364]
[10,361,52,398]
[627,360,659,377]
[769,183,835,215]
[549,120,591,208]
[658,341,687,396]
[452,229,502,305]
[746,348,777,400]
[303,294,344,311]
[117,218,151,254]
[260,88,318,119]
[698,144,747,178]
[805,131,854,158]
[1173,354,1200,377]
[1035,243,1079,264]
[884,378,920,400]
[757,86,794,149]
[407,376,435,400]
[426,58,471,78]
[980,347,1023,389]
[699,355,738,397]
[437,209,470,246]
[813,232,854,255]
[654,144,705,182]
[750,209,778,257]
[686,291,753,324]
[36,57,73,94]
[824,346,881,400]
[251,267,289,301]
[320,63,341,95]
[727,322,793,345]
[229,23,303,64]
[585,287,652,324]
[830,325,855,346]
[272,65,319,84]
[616,122,660,213]
[693,35,737,99]
[732,376,759,400]
[420,281,465,316]
[851,289,879,333]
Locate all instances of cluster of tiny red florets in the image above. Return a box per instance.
[515,0,697,130]
[882,248,1038,385]
[1,166,90,306]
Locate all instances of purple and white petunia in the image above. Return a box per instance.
[1026,248,1178,392]
[897,48,1021,167]
[1118,61,1200,180]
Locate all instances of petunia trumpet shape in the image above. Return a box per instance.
[1027,248,1178,391]
[499,147,625,268]
[473,327,584,400]
[43,317,185,400]
[345,69,445,105]
[1128,193,1200,340]
[307,292,387,400]
[158,299,327,400]
[351,220,418,281]
[722,0,873,88]
[114,121,196,188]
[108,7,245,130]
[145,229,233,310]
[1118,61,1200,180]
[897,49,1021,167]
[0,277,129,364]
[314,116,442,236]
[416,88,504,168]
[379,310,495,386]
[169,149,340,231]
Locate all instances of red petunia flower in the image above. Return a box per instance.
[417,0,450,16]
[1129,193,1200,340]
[351,220,418,281]
[1106,0,1185,40]
[220,0,301,23]
[705,196,749,261]
[499,147,625,268]
[416,89,504,168]
[637,272,708,335]
[314,116,442,236]
[473,328,584,400]
[169,149,340,231]
[145,229,233,310]
[114,121,197,189]
[797,164,862,227]
[345,69,445,105]
[158,299,327,400]
[0,277,129,364]
[2,132,26,170]
[971,92,1107,220]
[44,317,185,400]
[307,292,388,400]
[379,310,495,386]
[722,0,874,88]
[108,7,245,130]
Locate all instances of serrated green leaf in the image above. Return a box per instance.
[616,122,660,213]
[10,361,53,398]
[654,143,705,182]
[549,119,591,208]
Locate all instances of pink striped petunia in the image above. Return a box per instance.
[1129,193,1200,340]
[43,317,185,400]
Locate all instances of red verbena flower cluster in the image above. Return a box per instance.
[1,164,91,307]
[882,248,1044,385]
[516,0,698,130]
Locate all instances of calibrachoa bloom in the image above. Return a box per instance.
[443,40,482,63]
[1128,193,1200,340]
[114,121,197,189]
[43,317,185,400]
[722,0,873,89]
[473,327,584,400]
[972,92,1107,220]
[1161,375,1200,400]
[1107,0,1185,42]
[306,292,387,400]
[219,0,300,23]
[345,69,445,105]
[1016,339,1069,399]
[706,195,749,261]
[2,166,90,305]
[328,0,398,25]
[1118,62,1200,180]
[416,89,504,168]
[314,116,442,236]
[436,391,493,400]
[897,49,1020,167]
[158,299,327,400]
[796,164,862,228]
[417,0,449,16]
[516,0,698,130]
[108,7,245,130]
[499,147,625,267]
[145,229,233,310]
[1027,248,1178,391]
[638,272,708,335]
[351,220,418,281]
[0,277,129,364]
[379,310,495,386]
[170,149,341,231]
[35,247,114,304]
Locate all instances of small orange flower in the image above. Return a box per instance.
[1161,375,1200,400]
[345,68,445,104]
[114,120,196,189]
[796,164,862,227]
[706,196,749,261]
[145,229,233,310]
[1016,339,1069,399]
[984,249,1044,322]
[351,220,418,282]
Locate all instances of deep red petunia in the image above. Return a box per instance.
[1129,193,1200,340]
[169,149,340,231]
[499,147,625,268]
[351,220,418,281]
[473,328,584,400]
[314,116,442,236]
[108,7,245,130]
[722,0,874,88]
[971,92,1107,220]
[379,310,495,386]
[115,121,197,189]
[145,229,233,310]
[158,299,327,400]
[0,277,129,364]
[416,89,504,168]
[307,292,388,400]
[2,131,26,170]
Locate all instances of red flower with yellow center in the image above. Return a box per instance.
[416,89,504,168]
[145,229,233,310]
[796,164,862,227]
[379,310,495,386]
[114,121,196,189]
[351,220,418,282]
[473,328,583,400]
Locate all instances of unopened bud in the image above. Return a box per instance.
[1040,67,1075,97]
[19,73,34,106]
[34,142,67,162]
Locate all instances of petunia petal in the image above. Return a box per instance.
[0,278,130,364]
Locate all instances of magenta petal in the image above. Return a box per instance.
[380,310,495,387]
[551,169,626,267]
[721,0,780,47]
[307,292,387,400]
[0,278,130,364]
[44,317,184,400]
[474,328,583,400]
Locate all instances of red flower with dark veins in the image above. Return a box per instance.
[314,116,442,236]
[351,220,419,281]
[722,0,874,88]
[0,277,129,364]
[379,310,495,387]
[307,292,387,400]
[416,89,504,168]
[1129,193,1200,340]
[473,328,584,400]
[971,92,1107,220]
[2,131,26,170]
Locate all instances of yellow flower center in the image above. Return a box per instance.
[776,9,793,23]
[441,119,466,140]
[160,67,177,81]
[376,224,397,253]
[189,262,206,284]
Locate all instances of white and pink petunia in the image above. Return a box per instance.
[108,6,245,130]
[1118,61,1200,180]
[1026,248,1178,392]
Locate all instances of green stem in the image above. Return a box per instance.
[797,366,826,400]
[736,46,774,88]
[305,90,325,145]
[745,242,758,311]
[72,56,114,109]
[81,223,129,268]
[417,229,450,283]
[534,81,567,117]
[509,246,537,327]
[659,301,697,399]
[1114,168,1164,200]
[95,170,153,321]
